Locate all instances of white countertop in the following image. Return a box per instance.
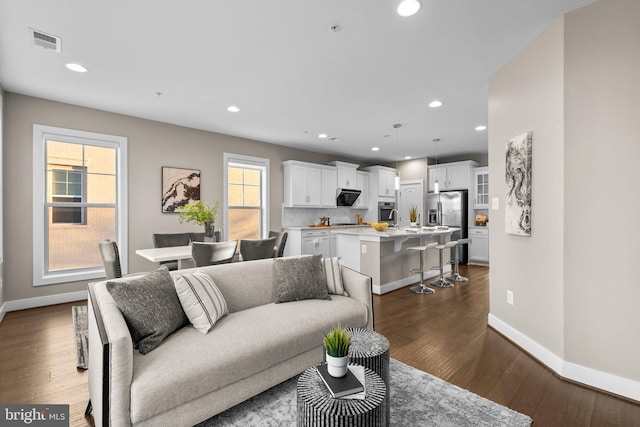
[283,225,371,231]
[332,226,460,238]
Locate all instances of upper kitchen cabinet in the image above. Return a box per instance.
[328,161,359,189]
[283,160,336,207]
[353,171,370,209]
[363,165,396,198]
[474,167,489,208]
[428,160,479,192]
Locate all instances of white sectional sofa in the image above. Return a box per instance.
[87,255,373,426]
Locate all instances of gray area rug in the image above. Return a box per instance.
[199,359,532,426]
[72,305,88,370]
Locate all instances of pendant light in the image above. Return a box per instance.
[433,138,440,194]
[393,124,401,190]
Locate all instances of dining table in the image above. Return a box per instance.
[135,245,195,269]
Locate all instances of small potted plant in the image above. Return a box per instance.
[409,205,419,226]
[175,200,219,241]
[323,325,351,377]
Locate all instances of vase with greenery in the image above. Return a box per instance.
[176,200,219,241]
[323,325,351,377]
[409,205,419,225]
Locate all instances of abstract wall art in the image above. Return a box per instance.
[505,132,532,236]
[161,166,201,213]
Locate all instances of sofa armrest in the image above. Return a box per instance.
[340,266,374,330]
[88,281,134,427]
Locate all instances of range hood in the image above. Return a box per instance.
[336,188,361,206]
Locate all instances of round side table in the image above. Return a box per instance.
[297,365,386,427]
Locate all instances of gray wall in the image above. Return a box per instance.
[3,93,339,301]
[563,0,640,380]
[489,0,640,384]
[0,84,4,309]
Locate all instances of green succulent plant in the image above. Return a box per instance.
[175,200,219,226]
[323,325,351,358]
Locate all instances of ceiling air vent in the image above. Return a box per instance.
[29,28,61,52]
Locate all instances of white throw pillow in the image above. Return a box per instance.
[174,270,229,334]
[323,257,348,296]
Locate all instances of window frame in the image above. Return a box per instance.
[223,153,269,241]
[33,124,128,286]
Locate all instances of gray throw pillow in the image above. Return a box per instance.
[274,254,331,303]
[106,266,188,354]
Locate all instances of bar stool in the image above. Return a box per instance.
[447,238,469,283]
[430,241,458,288]
[407,242,438,294]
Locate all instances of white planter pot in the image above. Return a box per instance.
[326,353,349,377]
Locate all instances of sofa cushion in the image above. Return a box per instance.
[174,270,229,334]
[323,257,347,296]
[129,295,369,423]
[274,255,330,303]
[106,266,188,354]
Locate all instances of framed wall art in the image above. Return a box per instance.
[161,166,201,213]
[505,132,532,236]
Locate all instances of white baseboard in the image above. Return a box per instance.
[1,290,88,317]
[488,313,640,402]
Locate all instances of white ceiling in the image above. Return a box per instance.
[0,0,595,162]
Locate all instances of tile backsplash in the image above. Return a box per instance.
[282,207,365,227]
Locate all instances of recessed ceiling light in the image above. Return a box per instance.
[404,156,412,160]
[65,63,88,73]
[371,147,380,152]
[397,0,421,17]
[429,100,443,108]
[318,133,328,139]
[475,125,487,131]
[227,105,240,113]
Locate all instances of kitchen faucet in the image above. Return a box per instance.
[388,209,399,228]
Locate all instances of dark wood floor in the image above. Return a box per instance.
[0,264,638,426]
[373,264,640,426]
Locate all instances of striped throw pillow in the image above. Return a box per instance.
[174,270,229,334]
[323,257,348,296]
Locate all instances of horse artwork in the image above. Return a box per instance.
[505,132,532,236]
[161,166,201,213]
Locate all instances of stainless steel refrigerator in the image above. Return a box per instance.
[426,190,469,264]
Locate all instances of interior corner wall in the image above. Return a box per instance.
[3,93,339,302]
[563,0,640,382]
[488,17,566,357]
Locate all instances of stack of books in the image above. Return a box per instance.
[315,364,366,399]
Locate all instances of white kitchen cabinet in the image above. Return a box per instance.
[474,167,489,208]
[353,171,370,209]
[321,168,337,207]
[301,229,331,257]
[329,161,359,189]
[428,161,479,192]
[362,165,396,199]
[468,227,489,264]
[283,160,335,207]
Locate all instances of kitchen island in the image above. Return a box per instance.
[333,226,460,294]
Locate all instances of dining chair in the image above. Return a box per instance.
[152,233,191,270]
[98,239,122,279]
[276,231,289,258]
[191,241,238,267]
[240,237,277,261]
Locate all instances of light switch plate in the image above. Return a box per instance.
[361,245,367,254]
[492,197,499,210]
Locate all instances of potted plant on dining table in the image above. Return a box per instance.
[175,200,219,241]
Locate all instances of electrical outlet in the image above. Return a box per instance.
[492,197,499,210]
[361,244,367,254]
[507,290,514,305]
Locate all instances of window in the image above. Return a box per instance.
[33,125,128,285]
[223,153,269,242]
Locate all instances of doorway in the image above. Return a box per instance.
[398,180,424,227]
